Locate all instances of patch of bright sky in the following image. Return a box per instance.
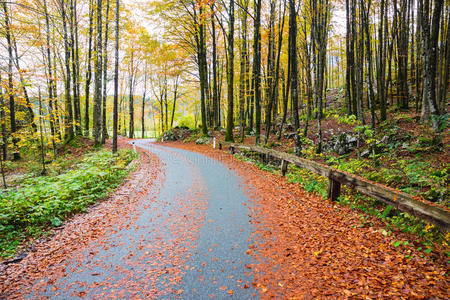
[122,0,346,39]
[122,0,163,37]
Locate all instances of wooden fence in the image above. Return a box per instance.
[218,141,450,231]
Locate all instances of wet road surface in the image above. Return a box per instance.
[36,141,258,299]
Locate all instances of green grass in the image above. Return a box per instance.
[0,149,137,259]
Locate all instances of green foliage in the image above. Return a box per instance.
[287,166,328,199]
[178,115,196,129]
[0,149,136,258]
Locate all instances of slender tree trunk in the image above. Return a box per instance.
[289,0,301,155]
[142,64,148,138]
[113,0,119,154]
[211,3,220,129]
[3,3,19,160]
[61,0,74,142]
[362,0,376,129]
[265,0,286,143]
[0,74,6,187]
[264,0,276,144]
[70,0,82,135]
[238,0,249,141]
[93,0,103,145]
[196,6,208,136]
[225,0,235,142]
[252,0,262,144]
[312,0,330,154]
[102,0,111,144]
[43,0,57,157]
[128,53,135,139]
[378,0,387,121]
[170,75,180,129]
[38,89,47,175]
[85,0,94,136]
[0,72,7,161]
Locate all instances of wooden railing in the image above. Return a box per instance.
[218,141,450,231]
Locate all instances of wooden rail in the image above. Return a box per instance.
[218,141,450,231]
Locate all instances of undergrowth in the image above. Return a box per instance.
[0,149,137,259]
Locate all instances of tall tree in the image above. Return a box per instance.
[252,0,262,144]
[211,3,220,129]
[289,0,301,155]
[113,0,120,153]
[93,0,103,145]
[102,0,111,144]
[61,0,75,141]
[85,0,94,136]
[70,0,82,135]
[225,0,235,142]
[311,0,330,153]
[2,3,20,160]
[419,0,444,131]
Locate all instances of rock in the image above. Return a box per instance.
[196,138,211,145]
[284,132,297,139]
[380,135,390,144]
[361,149,371,158]
[161,128,193,141]
[328,132,358,155]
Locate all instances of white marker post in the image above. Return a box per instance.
[132,141,136,153]
[213,137,216,149]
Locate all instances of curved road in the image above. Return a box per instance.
[37,140,258,299]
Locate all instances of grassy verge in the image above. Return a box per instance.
[0,149,137,259]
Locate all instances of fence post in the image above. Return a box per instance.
[281,160,289,176]
[328,172,341,201]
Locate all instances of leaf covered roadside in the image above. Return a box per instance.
[0,145,160,298]
[165,142,449,298]
[0,149,137,258]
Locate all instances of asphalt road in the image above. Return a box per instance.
[36,141,258,299]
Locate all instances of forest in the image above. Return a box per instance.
[0,0,447,156]
[0,0,449,296]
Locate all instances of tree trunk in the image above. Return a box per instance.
[85,0,94,136]
[102,0,111,144]
[211,3,220,129]
[252,0,262,144]
[113,0,119,153]
[61,0,74,142]
[225,0,235,142]
[70,0,82,135]
[0,72,7,161]
[3,3,20,160]
[289,0,300,154]
[170,75,180,129]
[43,0,57,157]
[93,0,103,145]
[420,0,444,131]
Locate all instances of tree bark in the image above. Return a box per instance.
[225,0,235,142]
[102,0,111,144]
[252,0,262,144]
[113,0,119,153]
[3,3,20,160]
[85,0,94,136]
[93,0,103,145]
[61,0,74,142]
